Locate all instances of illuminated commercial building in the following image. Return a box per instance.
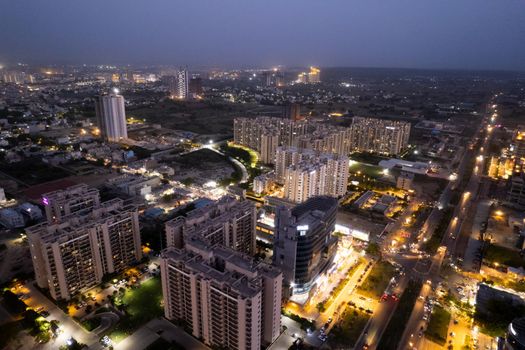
[27,198,142,300]
[273,196,338,296]
[95,92,128,142]
[165,196,256,255]
[160,238,282,350]
[42,184,100,223]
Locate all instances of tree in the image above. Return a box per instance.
[2,290,26,314]
[316,302,326,313]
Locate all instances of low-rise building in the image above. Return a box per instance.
[106,174,161,198]
[396,171,414,191]
[0,208,25,228]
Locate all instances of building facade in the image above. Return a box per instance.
[95,92,128,142]
[350,117,411,155]
[161,238,282,350]
[175,68,189,99]
[233,116,410,164]
[27,198,142,300]
[42,184,101,223]
[165,196,256,255]
[276,147,349,203]
[273,196,338,296]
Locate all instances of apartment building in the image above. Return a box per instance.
[42,184,101,223]
[350,117,411,155]
[27,198,142,300]
[276,147,349,203]
[233,116,410,163]
[165,196,256,255]
[160,237,282,350]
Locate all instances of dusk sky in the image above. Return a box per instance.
[1,0,525,70]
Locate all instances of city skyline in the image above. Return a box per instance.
[1,0,525,71]
[2,2,525,349]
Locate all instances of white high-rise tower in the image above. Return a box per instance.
[95,90,128,142]
[176,68,189,99]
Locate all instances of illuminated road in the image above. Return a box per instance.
[353,100,499,350]
[398,282,432,350]
[354,274,410,350]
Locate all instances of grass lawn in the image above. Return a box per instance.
[109,277,163,342]
[0,158,69,185]
[425,305,451,345]
[349,162,384,179]
[357,261,395,299]
[484,244,525,268]
[330,306,370,347]
[81,317,102,331]
[178,149,230,168]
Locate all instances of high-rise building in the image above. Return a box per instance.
[95,91,128,142]
[283,103,301,121]
[350,117,411,155]
[276,147,349,203]
[508,173,525,207]
[165,75,178,98]
[234,116,344,163]
[273,196,338,296]
[512,130,525,160]
[175,68,189,99]
[161,237,282,350]
[262,71,272,87]
[165,196,256,255]
[296,67,320,84]
[41,184,101,223]
[296,72,308,84]
[27,198,142,300]
[260,132,280,164]
[307,66,320,83]
[189,76,203,95]
[396,171,414,191]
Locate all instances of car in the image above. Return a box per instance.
[328,317,333,323]
[450,332,455,338]
[35,306,44,312]
[41,310,50,318]
[453,319,459,325]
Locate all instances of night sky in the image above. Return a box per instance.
[1,0,525,70]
